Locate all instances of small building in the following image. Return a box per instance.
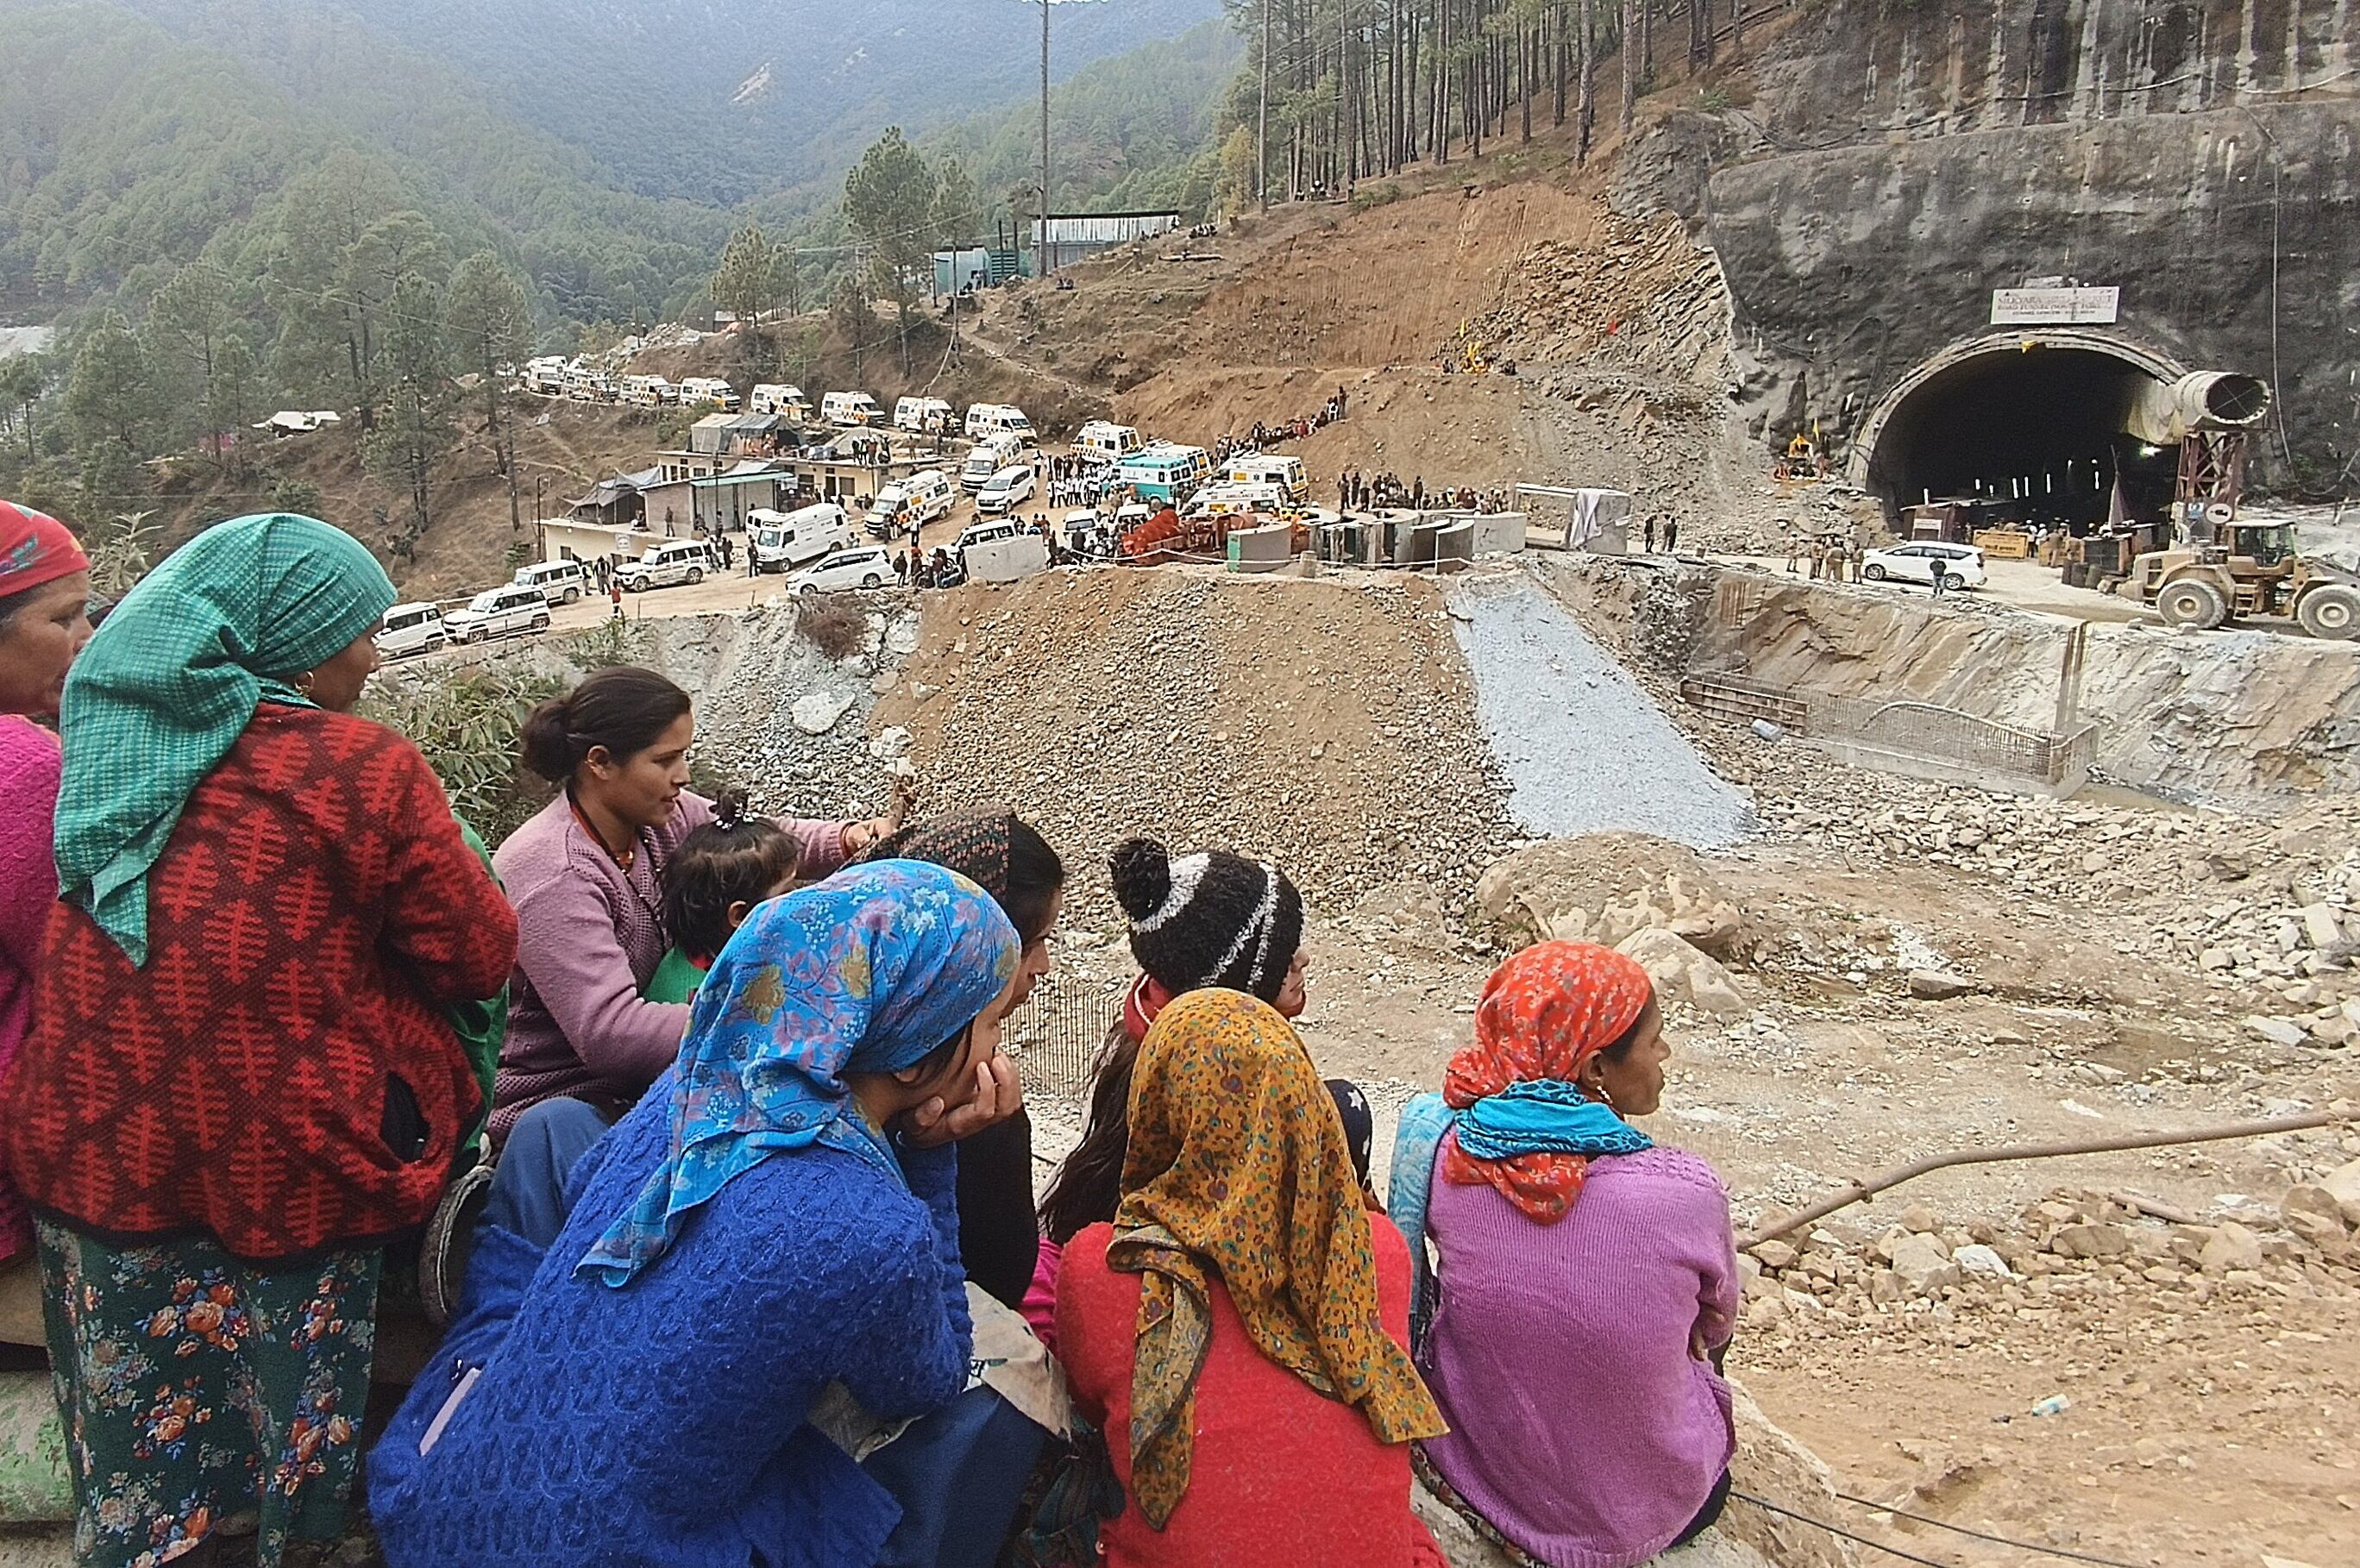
[1030,211,1182,273]
[568,466,662,531]
[686,413,738,456]
[933,246,1025,296]
[687,461,798,535]
[540,518,663,566]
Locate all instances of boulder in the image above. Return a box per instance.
[2322,1158,2360,1228]
[2198,1221,2264,1275]
[1952,1243,2014,1278]
[2243,1015,2310,1048]
[1906,969,1982,1001]
[790,689,857,734]
[2281,1184,2351,1247]
[1616,928,1753,1019]
[2047,1223,2131,1259]
[1886,1232,1960,1294]
[1474,835,1756,961]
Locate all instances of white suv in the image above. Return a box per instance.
[789,546,895,595]
[625,540,713,593]
[975,466,1037,517]
[374,603,449,659]
[443,584,550,643]
[515,559,587,605]
[1861,542,1987,592]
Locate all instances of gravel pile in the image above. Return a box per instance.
[1447,573,1758,848]
[875,567,1519,921]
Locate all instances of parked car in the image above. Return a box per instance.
[514,559,587,605]
[975,466,1037,517]
[957,517,1027,552]
[960,433,1026,492]
[625,540,714,593]
[789,545,895,595]
[868,471,957,537]
[1861,542,1987,591]
[374,602,449,659]
[443,584,550,643]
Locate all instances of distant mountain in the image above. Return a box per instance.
[107,0,1227,204]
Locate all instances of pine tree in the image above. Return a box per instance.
[444,251,537,533]
[843,129,944,377]
[145,263,237,466]
[363,273,454,561]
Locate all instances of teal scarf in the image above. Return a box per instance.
[1388,1084,1652,1350]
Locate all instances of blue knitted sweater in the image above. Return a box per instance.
[369,1088,972,1567]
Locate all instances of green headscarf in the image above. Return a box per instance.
[53,514,397,964]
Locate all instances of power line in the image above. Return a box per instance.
[1827,1492,2150,1568]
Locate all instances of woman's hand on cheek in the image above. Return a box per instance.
[899,1052,1023,1149]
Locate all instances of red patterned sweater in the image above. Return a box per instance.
[3,704,518,1262]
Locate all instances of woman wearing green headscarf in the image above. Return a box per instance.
[0,515,519,1568]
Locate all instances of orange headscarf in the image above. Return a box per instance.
[1440,941,1655,1221]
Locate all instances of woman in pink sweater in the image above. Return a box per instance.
[0,500,91,1270]
[489,667,888,1149]
[1390,941,1740,1568]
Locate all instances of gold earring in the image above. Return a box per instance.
[296,671,317,698]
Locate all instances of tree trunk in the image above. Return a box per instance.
[1578,0,1596,158]
[1620,0,1637,133]
[1258,0,1272,207]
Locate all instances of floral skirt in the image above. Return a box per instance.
[35,1220,381,1568]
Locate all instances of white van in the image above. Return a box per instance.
[374,602,449,659]
[625,540,714,593]
[443,583,551,643]
[961,433,1026,492]
[823,391,885,427]
[1074,422,1142,467]
[750,384,813,421]
[750,505,854,573]
[869,471,957,537]
[894,397,954,435]
[513,559,588,605]
[1222,453,1309,506]
[524,358,572,396]
[963,404,1036,445]
[619,375,676,407]
[678,377,738,410]
[1183,481,1291,521]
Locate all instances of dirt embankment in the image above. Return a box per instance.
[872,565,1518,919]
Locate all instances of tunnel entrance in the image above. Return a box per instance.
[1858,340,2185,531]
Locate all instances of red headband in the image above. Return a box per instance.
[0,501,88,599]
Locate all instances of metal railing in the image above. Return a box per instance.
[1680,671,2097,790]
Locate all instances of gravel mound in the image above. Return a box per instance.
[1447,572,1757,848]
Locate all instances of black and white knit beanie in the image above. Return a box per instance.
[1109,837,1305,1005]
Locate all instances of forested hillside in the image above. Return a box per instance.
[928,19,1246,220]
[110,0,1227,205]
[0,4,728,325]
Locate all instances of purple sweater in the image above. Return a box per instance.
[0,719,59,1263]
[490,791,849,1140]
[1418,1145,1739,1568]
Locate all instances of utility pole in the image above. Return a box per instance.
[1040,0,1052,276]
[1258,0,1271,209]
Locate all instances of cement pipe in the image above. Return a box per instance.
[1738,1107,2351,1250]
[2124,371,2274,445]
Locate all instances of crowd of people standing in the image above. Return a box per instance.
[0,497,1742,1568]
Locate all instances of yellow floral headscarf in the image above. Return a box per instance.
[1107,988,1447,1528]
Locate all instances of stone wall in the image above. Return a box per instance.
[1647,0,2360,490]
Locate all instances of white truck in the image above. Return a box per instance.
[750,384,813,421]
[823,391,885,427]
[749,505,855,573]
[678,377,739,411]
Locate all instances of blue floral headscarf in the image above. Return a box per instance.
[579,860,1020,1286]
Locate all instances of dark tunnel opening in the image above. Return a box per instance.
[1866,348,2180,530]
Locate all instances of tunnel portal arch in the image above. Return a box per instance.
[1850,331,2192,526]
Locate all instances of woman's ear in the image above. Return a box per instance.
[583,744,615,779]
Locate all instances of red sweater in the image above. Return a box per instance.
[4,705,517,1262]
[1058,1217,1446,1568]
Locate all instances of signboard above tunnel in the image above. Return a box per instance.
[1990,286,2120,326]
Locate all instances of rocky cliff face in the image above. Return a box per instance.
[1647,0,2358,495]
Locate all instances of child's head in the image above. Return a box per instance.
[662,791,802,964]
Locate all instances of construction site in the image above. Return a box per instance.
[319,5,2360,1566]
[8,1,2357,1565]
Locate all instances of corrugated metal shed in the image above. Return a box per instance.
[1032,212,1182,247]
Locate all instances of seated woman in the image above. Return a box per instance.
[861,812,1066,1311]
[491,666,893,1144]
[1057,988,1448,1567]
[1032,837,1378,1345]
[1390,942,1740,1568]
[370,862,1023,1568]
